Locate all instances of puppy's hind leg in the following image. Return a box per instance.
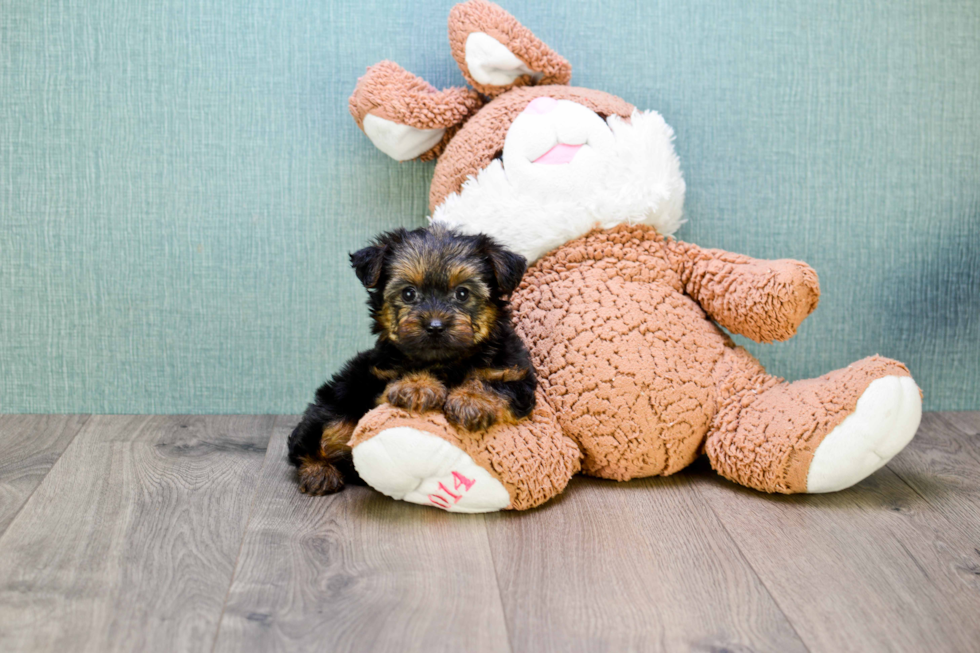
[288,349,391,495]
[288,405,359,495]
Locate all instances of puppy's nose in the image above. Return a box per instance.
[425,319,446,335]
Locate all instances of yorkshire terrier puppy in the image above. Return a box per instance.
[287,224,536,495]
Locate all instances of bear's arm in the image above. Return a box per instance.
[663,239,821,343]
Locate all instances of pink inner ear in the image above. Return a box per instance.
[533,143,582,165]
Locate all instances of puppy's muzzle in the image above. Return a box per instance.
[424,318,447,336]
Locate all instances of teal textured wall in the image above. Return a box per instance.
[1,0,978,413]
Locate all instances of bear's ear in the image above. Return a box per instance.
[349,61,483,162]
[448,0,571,98]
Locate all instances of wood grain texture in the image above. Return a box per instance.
[212,415,510,653]
[887,412,980,542]
[2,412,979,653]
[485,475,808,653]
[691,441,980,653]
[0,415,88,535]
[0,415,273,653]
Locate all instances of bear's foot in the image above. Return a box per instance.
[348,389,581,512]
[352,427,511,513]
[706,355,922,494]
[806,374,921,493]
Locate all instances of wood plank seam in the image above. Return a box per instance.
[483,521,517,653]
[209,414,279,653]
[0,414,91,545]
[885,412,980,557]
[688,413,980,652]
[689,480,814,653]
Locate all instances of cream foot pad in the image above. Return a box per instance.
[807,376,922,493]
[352,427,511,513]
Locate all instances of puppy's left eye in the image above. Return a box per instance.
[401,287,418,303]
[454,287,470,302]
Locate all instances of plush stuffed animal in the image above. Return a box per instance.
[344,0,922,512]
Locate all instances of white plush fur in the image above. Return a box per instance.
[363,113,446,162]
[352,427,511,513]
[432,108,686,263]
[465,32,541,86]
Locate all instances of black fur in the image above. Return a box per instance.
[287,224,536,495]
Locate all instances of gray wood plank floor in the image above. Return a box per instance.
[0,413,977,653]
[0,415,89,536]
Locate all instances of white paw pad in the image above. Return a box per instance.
[352,427,511,513]
[807,376,922,493]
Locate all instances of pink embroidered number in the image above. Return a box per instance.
[427,471,476,509]
[428,494,450,509]
[453,471,475,491]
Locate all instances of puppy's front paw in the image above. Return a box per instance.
[385,373,448,413]
[298,459,344,495]
[445,387,504,432]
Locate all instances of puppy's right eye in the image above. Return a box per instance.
[401,287,417,303]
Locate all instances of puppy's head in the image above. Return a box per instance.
[350,224,526,361]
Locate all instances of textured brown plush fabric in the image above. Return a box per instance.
[510,225,907,492]
[448,0,572,98]
[350,387,581,510]
[511,225,794,480]
[705,355,912,492]
[666,241,821,343]
[428,85,634,210]
[348,61,484,161]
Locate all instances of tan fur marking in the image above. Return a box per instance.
[297,455,345,495]
[294,419,356,495]
[320,420,356,457]
[447,260,482,287]
[472,304,499,342]
[396,313,431,342]
[444,378,516,432]
[474,367,528,383]
[384,372,448,413]
[444,315,475,344]
[390,251,429,288]
[377,304,397,340]
[370,366,399,380]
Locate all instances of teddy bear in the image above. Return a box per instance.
[342,0,922,512]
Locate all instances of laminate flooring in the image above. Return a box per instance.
[0,412,977,653]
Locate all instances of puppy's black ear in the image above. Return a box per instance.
[479,236,527,295]
[349,229,405,289]
[350,244,386,288]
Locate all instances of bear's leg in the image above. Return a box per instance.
[348,388,581,512]
[705,347,921,494]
